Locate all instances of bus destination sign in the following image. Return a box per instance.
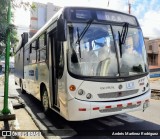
[97,11,138,25]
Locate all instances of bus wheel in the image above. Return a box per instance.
[41,88,49,113]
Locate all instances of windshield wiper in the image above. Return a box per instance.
[76,19,93,58]
[118,22,129,57]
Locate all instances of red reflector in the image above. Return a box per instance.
[145,99,149,102]
[117,104,122,107]
[137,101,141,104]
[127,103,132,106]
[93,107,99,110]
[105,106,111,109]
[79,108,86,111]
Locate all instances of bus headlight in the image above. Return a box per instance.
[86,93,92,99]
[78,89,85,95]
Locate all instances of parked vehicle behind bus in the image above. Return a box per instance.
[15,6,150,121]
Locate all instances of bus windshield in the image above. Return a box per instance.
[113,26,148,76]
[68,23,148,77]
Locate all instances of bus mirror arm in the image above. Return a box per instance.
[57,17,66,42]
[21,32,28,46]
[71,50,78,63]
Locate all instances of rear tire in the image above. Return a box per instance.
[41,88,49,113]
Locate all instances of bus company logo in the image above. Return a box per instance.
[100,86,114,90]
[126,82,134,89]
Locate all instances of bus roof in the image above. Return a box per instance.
[25,8,64,46]
[25,6,138,46]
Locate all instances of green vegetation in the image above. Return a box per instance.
[0,0,33,59]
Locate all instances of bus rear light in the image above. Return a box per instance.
[137,101,141,104]
[117,104,123,107]
[127,102,132,106]
[69,85,76,91]
[93,107,99,110]
[105,106,111,109]
[79,108,86,111]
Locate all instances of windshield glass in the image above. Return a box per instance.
[68,23,148,77]
[68,23,118,77]
[112,26,148,76]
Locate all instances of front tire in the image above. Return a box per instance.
[41,88,49,113]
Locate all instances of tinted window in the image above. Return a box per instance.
[38,33,47,62]
[29,41,37,64]
[24,48,29,65]
[39,33,46,49]
[40,48,46,61]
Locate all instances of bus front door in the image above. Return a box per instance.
[49,32,59,110]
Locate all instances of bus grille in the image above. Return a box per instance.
[98,89,139,99]
[99,104,139,113]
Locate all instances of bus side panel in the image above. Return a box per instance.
[26,64,37,95]
[24,66,29,91]
[36,62,49,101]
[14,47,24,85]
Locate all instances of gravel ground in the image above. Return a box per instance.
[150,77,160,90]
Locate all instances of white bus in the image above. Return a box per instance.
[15,7,150,121]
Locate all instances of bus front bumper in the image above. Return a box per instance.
[68,90,151,121]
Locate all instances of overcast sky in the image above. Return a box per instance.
[13,0,160,39]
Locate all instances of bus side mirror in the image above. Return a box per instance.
[57,17,66,41]
[71,50,78,63]
[21,32,28,46]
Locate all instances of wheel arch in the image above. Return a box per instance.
[40,82,50,112]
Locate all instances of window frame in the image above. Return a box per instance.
[37,32,47,62]
[29,40,37,64]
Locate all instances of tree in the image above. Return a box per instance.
[0,0,32,58]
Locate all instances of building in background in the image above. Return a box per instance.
[29,2,61,37]
[144,38,160,68]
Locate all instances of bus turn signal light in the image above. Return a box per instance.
[69,85,76,91]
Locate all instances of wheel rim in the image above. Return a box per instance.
[42,91,49,111]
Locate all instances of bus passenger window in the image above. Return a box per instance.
[38,33,46,62]
[24,48,30,66]
[39,34,46,48]
[29,41,37,64]
[40,48,46,61]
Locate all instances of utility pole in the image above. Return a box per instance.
[2,0,11,114]
[128,0,131,14]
